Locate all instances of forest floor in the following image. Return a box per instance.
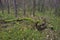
[0,11,60,40]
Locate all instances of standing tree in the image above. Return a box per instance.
[55,0,60,16]
[0,0,4,14]
[40,0,45,12]
[32,0,36,16]
[0,0,2,7]
[6,0,10,14]
[0,0,2,9]
[38,0,41,12]
[13,0,18,17]
[23,0,26,16]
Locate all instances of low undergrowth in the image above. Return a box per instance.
[0,10,60,40]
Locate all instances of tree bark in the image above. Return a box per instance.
[6,0,10,14]
[13,0,18,17]
[38,0,41,12]
[0,0,4,14]
[40,0,45,12]
[32,0,36,16]
[23,0,26,16]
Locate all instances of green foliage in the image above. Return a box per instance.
[0,9,60,40]
[0,25,44,40]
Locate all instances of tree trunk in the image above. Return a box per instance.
[0,0,4,14]
[38,0,41,12]
[23,0,26,16]
[6,0,10,14]
[13,0,18,17]
[40,0,45,12]
[32,0,36,16]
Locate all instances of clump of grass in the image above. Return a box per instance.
[0,25,45,40]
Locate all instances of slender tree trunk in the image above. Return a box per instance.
[13,0,18,17]
[23,0,26,16]
[32,0,36,16]
[40,0,45,12]
[38,0,41,12]
[0,0,4,14]
[0,0,2,10]
[6,0,10,14]
[56,0,60,16]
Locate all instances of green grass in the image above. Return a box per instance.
[0,10,60,40]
